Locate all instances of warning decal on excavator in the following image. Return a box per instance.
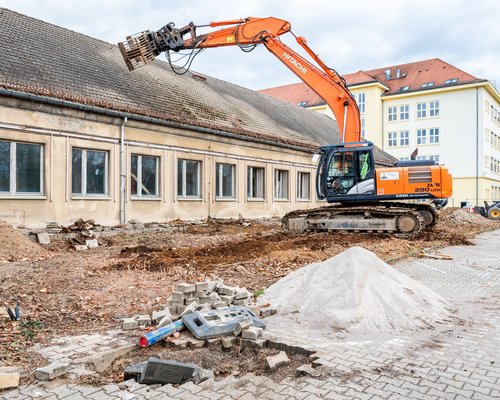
[377,188,385,195]
[380,172,400,181]
[227,36,235,42]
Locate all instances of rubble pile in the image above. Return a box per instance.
[261,246,454,335]
[0,219,48,262]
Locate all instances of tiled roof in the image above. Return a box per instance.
[259,58,485,105]
[0,8,396,165]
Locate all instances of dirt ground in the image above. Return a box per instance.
[0,208,498,372]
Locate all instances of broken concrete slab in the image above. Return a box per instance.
[266,351,290,371]
[158,314,173,328]
[0,370,20,389]
[36,232,51,245]
[232,317,252,336]
[296,363,321,378]
[192,368,214,384]
[78,344,137,373]
[85,239,99,248]
[35,361,69,381]
[180,301,199,317]
[151,309,171,324]
[241,326,263,340]
[139,358,196,385]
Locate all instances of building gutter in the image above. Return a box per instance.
[0,88,314,154]
[120,117,127,224]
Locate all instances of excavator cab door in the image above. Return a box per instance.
[317,143,376,202]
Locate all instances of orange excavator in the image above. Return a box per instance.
[119,17,452,236]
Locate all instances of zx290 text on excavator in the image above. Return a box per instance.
[118,17,453,237]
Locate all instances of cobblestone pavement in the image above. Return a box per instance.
[3,230,500,399]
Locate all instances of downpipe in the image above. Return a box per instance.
[120,117,128,224]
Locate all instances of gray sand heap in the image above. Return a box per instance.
[261,246,454,334]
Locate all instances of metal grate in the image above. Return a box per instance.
[408,168,432,183]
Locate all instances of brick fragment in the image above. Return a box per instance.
[35,361,69,381]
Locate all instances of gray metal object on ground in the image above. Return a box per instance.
[182,306,266,339]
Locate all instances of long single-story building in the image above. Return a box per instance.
[0,8,395,228]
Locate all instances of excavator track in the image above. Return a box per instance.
[282,202,437,238]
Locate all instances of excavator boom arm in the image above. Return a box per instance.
[119,17,360,142]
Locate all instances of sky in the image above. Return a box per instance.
[0,0,499,91]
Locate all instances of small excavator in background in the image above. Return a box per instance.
[119,17,453,237]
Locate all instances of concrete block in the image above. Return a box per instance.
[199,296,211,304]
[220,295,235,305]
[180,301,198,317]
[195,282,209,292]
[0,371,20,389]
[139,357,195,385]
[248,304,261,316]
[35,361,69,381]
[151,309,171,324]
[241,338,267,349]
[194,291,206,298]
[166,299,183,307]
[296,364,321,378]
[170,291,185,301]
[184,297,199,305]
[175,283,196,293]
[221,336,237,349]
[85,239,99,248]
[192,368,214,384]
[218,285,236,296]
[266,351,290,371]
[158,314,173,328]
[205,338,221,348]
[122,318,138,330]
[135,314,151,326]
[206,280,217,294]
[235,288,250,300]
[172,339,189,350]
[233,298,251,306]
[36,232,51,245]
[187,337,205,349]
[261,308,276,317]
[241,326,263,340]
[209,292,221,302]
[232,317,252,336]
[74,244,88,251]
[213,301,227,309]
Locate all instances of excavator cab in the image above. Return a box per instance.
[317,142,376,202]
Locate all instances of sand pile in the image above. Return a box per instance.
[0,220,48,262]
[261,246,453,334]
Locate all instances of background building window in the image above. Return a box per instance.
[247,166,265,199]
[72,148,107,195]
[429,128,440,144]
[417,102,427,118]
[357,93,366,114]
[388,132,397,147]
[274,169,289,200]
[177,159,201,198]
[416,156,426,161]
[400,105,409,120]
[429,155,440,163]
[429,100,440,117]
[0,140,43,194]
[388,106,397,121]
[297,172,311,200]
[131,154,159,197]
[417,129,427,145]
[399,131,409,146]
[361,117,366,138]
[216,163,235,199]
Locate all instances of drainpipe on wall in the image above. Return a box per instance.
[475,88,479,206]
[120,117,128,224]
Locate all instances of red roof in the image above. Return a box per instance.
[259,58,483,107]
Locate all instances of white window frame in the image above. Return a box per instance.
[429,100,440,117]
[388,106,397,122]
[131,154,160,198]
[296,171,311,201]
[178,159,201,199]
[429,128,440,144]
[429,155,440,163]
[274,169,289,200]
[215,162,236,200]
[417,102,427,118]
[357,93,366,114]
[0,140,44,196]
[361,117,366,138]
[247,166,265,200]
[388,132,397,147]
[416,156,426,161]
[399,130,409,146]
[400,105,409,120]
[72,147,108,197]
[417,129,427,145]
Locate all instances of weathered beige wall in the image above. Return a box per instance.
[0,98,320,228]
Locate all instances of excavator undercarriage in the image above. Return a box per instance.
[282,202,437,238]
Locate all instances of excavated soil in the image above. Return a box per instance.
[0,209,498,371]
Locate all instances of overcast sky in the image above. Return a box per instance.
[1,0,499,90]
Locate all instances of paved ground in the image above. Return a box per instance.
[3,230,500,399]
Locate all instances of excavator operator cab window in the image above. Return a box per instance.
[325,148,375,196]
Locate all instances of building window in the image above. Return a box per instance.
[416,156,426,161]
[399,86,410,92]
[215,163,235,199]
[131,154,159,197]
[177,159,201,198]
[0,140,43,194]
[429,128,440,144]
[417,102,427,118]
[429,155,440,163]
[422,82,434,88]
[357,93,366,114]
[399,131,409,146]
[274,169,289,200]
[429,100,440,117]
[400,105,409,120]
[297,172,311,200]
[361,117,366,138]
[72,148,107,195]
[417,129,427,145]
[444,78,458,84]
[399,157,410,161]
[388,132,397,147]
[297,101,308,107]
[247,166,265,199]
[388,106,397,121]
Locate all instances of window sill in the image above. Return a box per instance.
[215,197,237,202]
[131,196,161,201]
[297,198,311,202]
[0,194,46,200]
[177,197,203,201]
[71,196,111,201]
[247,198,266,202]
[274,198,290,202]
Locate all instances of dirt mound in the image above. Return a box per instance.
[261,247,454,335]
[0,220,48,262]
[440,208,494,225]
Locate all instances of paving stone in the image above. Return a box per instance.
[35,361,69,380]
[158,314,174,328]
[232,317,252,336]
[266,351,290,371]
[175,283,196,293]
[220,295,235,305]
[86,239,99,248]
[218,285,236,296]
[121,318,138,330]
[135,314,151,326]
[235,288,251,300]
[151,309,171,324]
[221,336,237,349]
[180,301,199,317]
[241,326,262,340]
[170,292,185,301]
[36,232,51,245]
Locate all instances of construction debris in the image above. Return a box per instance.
[266,351,290,371]
[135,357,214,385]
[35,361,69,381]
[418,250,453,260]
[36,232,51,245]
[0,367,20,390]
